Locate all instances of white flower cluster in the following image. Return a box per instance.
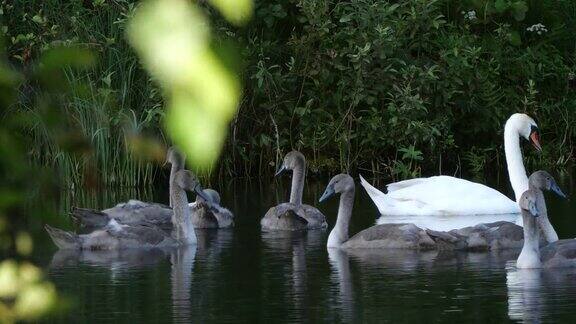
[526,23,548,34]
[461,10,477,20]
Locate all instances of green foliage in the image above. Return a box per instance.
[4,0,161,187]
[228,0,575,179]
[4,0,576,183]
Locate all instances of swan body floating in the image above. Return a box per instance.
[46,170,207,250]
[360,113,542,230]
[320,174,555,251]
[517,172,574,269]
[261,151,327,231]
[72,148,234,229]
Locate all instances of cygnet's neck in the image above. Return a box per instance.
[530,186,559,243]
[517,211,541,268]
[504,121,529,201]
[169,161,185,207]
[289,159,306,206]
[327,187,355,248]
[171,185,197,245]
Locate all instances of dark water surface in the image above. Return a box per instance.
[32,177,576,323]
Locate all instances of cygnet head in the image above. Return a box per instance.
[529,170,567,198]
[204,189,221,205]
[319,174,355,202]
[166,147,185,166]
[174,170,210,201]
[196,188,221,204]
[506,113,541,151]
[275,151,305,176]
[519,190,539,217]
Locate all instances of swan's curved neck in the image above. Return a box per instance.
[169,161,185,207]
[517,210,541,268]
[171,185,197,245]
[327,187,355,248]
[504,124,529,201]
[533,188,559,243]
[289,160,305,206]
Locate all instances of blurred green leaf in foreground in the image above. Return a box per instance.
[127,0,252,172]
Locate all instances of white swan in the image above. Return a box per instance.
[360,113,541,230]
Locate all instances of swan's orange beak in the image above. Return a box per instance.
[530,129,542,152]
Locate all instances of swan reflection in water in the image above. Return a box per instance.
[327,248,354,322]
[506,265,576,323]
[261,230,324,321]
[50,246,196,322]
[49,228,233,323]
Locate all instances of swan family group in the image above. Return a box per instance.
[46,113,576,269]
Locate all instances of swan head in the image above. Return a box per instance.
[166,147,186,167]
[529,170,567,199]
[275,151,305,176]
[319,174,354,202]
[519,190,539,217]
[174,170,210,202]
[507,113,541,152]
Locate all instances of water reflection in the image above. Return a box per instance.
[327,249,354,322]
[37,178,576,323]
[507,265,576,323]
[170,246,196,323]
[260,230,325,321]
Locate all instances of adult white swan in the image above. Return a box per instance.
[360,113,541,230]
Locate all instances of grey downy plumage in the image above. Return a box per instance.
[261,151,327,231]
[71,148,233,229]
[46,170,208,250]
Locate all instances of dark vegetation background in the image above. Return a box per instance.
[4,0,576,187]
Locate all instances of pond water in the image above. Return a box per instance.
[31,176,576,323]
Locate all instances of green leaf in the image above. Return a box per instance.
[508,30,522,46]
[339,15,352,23]
[511,1,528,21]
[494,0,509,13]
[208,0,253,25]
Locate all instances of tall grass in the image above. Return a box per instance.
[10,0,161,187]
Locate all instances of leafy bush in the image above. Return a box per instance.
[4,0,576,183]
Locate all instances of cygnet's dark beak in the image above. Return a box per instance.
[319,185,335,203]
[550,180,567,199]
[194,184,211,202]
[274,164,287,177]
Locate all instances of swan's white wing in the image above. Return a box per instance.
[386,178,428,192]
[359,174,391,215]
[361,175,520,218]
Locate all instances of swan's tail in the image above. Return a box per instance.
[359,174,391,215]
[70,207,109,229]
[45,225,80,249]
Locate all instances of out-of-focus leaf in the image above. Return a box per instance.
[127,0,242,170]
[126,0,209,88]
[209,0,253,25]
[166,91,228,170]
